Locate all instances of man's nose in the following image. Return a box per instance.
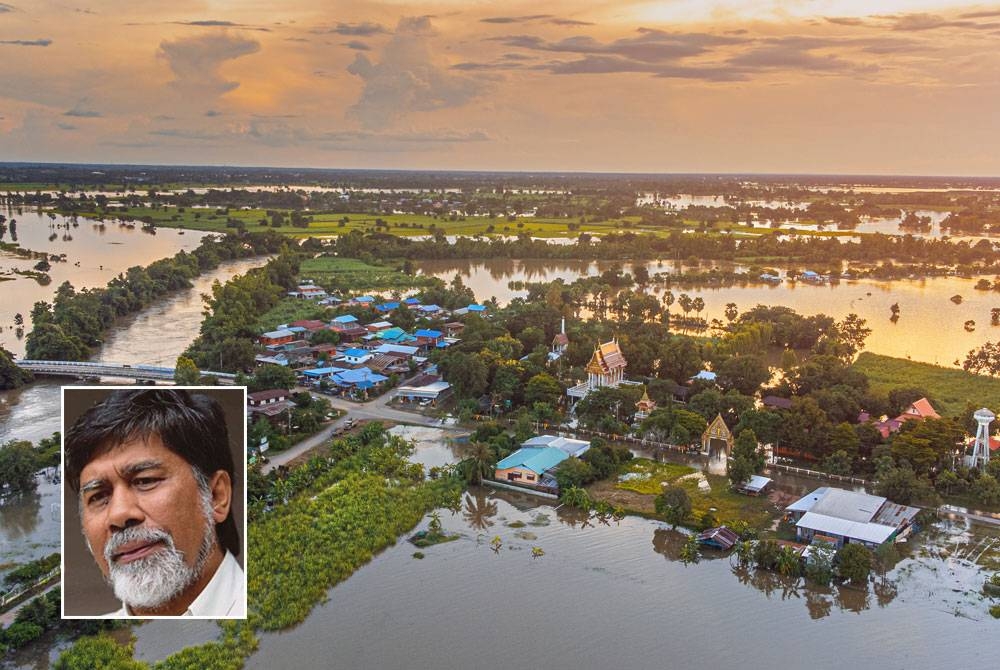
[107,486,145,531]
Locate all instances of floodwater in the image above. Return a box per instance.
[0,478,61,573]
[0,208,212,357]
[420,258,1000,366]
[0,255,267,448]
[233,490,996,670]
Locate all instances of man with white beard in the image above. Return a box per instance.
[65,389,245,617]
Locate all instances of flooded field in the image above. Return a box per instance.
[420,258,1000,366]
[0,208,212,357]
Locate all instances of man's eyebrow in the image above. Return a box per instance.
[80,479,106,495]
[118,459,164,478]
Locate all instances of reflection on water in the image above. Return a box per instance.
[0,479,61,569]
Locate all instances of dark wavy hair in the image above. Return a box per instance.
[66,389,240,557]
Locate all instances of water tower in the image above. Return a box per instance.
[966,408,994,468]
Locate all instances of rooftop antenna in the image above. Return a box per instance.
[967,407,994,468]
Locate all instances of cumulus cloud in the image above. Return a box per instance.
[346,16,488,130]
[158,33,260,97]
[344,40,371,51]
[0,39,52,46]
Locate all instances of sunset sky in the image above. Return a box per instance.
[1,1,999,174]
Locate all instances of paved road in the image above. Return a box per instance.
[0,582,58,627]
[261,387,462,474]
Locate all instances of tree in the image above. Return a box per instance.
[560,485,591,510]
[724,302,738,323]
[249,364,298,392]
[728,429,763,487]
[173,356,201,385]
[716,354,770,396]
[0,346,33,389]
[655,485,691,528]
[524,372,563,407]
[459,442,495,485]
[53,634,146,670]
[972,473,1000,505]
[0,440,39,494]
[836,543,872,584]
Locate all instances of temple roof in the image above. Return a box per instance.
[585,339,627,376]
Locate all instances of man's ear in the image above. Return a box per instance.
[208,470,232,524]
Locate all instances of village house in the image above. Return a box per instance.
[247,389,291,426]
[393,374,452,404]
[376,301,400,313]
[331,314,359,330]
[365,320,394,333]
[494,446,568,490]
[340,347,373,366]
[414,328,444,348]
[259,329,295,347]
[785,487,920,549]
[869,396,940,438]
[520,434,591,458]
[287,280,328,299]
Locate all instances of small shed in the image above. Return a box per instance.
[696,526,739,551]
[738,475,772,496]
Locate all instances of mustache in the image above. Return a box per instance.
[103,526,175,565]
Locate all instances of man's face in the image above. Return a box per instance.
[78,434,222,611]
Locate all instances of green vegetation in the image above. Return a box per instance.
[0,440,41,494]
[248,425,461,630]
[25,231,286,361]
[2,553,59,588]
[853,352,1000,416]
[1,589,122,658]
[298,256,438,291]
[0,346,33,390]
[616,459,696,495]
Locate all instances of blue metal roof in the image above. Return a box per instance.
[403,297,421,305]
[377,301,400,312]
[414,329,442,338]
[343,348,369,358]
[332,315,358,324]
[354,295,375,302]
[467,304,486,311]
[495,447,567,475]
[333,368,388,385]
[419,304,441,312]
[303,366,349,377]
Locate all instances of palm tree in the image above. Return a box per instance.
[459,441,495,485]
[724,302,738,323]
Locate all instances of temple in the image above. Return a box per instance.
[567,339,627,400]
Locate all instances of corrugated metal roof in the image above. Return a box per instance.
[810,488,886,523]
[785,487,829,513]
[495,447,568,475]
[796,512,896,545]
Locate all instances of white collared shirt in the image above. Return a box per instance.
[110,550,246,618]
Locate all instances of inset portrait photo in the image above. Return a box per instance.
[61,386,247,619]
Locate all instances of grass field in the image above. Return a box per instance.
[853,351,1000,416]
[298,256,438,291]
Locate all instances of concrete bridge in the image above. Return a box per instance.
[16,359,237,384]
